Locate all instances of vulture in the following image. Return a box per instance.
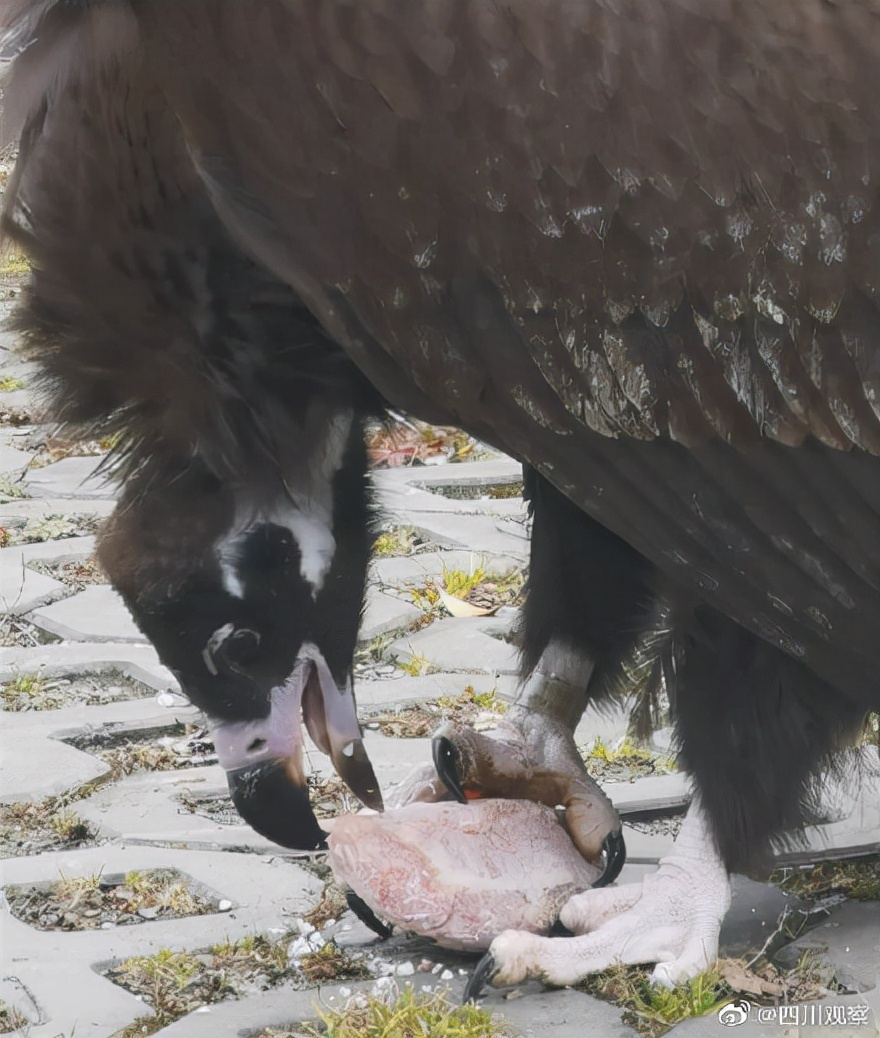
[3,0,880,993]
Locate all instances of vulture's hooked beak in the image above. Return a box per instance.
[209,643,382,850]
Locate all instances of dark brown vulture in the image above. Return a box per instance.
[2,0,879,992]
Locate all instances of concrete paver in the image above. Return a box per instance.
[23,457,115,500]
[29,585,147,643]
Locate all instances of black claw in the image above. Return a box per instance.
[463,952,499,1003]
[592,828,626,888]
[432,736,468,804]
[345,889,394,940]
[548,918,575,937]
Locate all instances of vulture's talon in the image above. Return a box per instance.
[463,952,499,1003]
[432,735,468,804]
[593,828,626,888]
[548,918,575,937]
[345,889,394,939]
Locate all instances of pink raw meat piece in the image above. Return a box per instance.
[324,798,601,951]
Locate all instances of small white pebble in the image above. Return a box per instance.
[308,933,325,950]
[440,970,453,981]
[218,900,232,912]
[395,962,415,977]
[288,936,312,959]
[417,959,434,973]
[432,963,443,974]
[338,986,351,997]
[195,1007,211,1014]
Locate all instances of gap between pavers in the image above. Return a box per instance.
[1,697,203,804]
[1,846,324,1038]
[0,642,176,691]
[1,534,98,614]
[370,549,526,591]
[28,584,147,642]
[146,972,641,1038]
[373,457,523,492]
[0,496,116,524]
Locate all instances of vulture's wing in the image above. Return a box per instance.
[45,1,880,702]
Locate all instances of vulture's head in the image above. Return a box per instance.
[96,406,381,851]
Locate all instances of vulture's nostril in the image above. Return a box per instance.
[247,737,268,754]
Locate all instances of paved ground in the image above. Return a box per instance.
[1,299,879,1038]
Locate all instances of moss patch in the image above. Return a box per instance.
[0,512,104,547]
[0,669,155,712]
[260,985,517,1038]
[7,869,217,931]
[0,784,99,859]
[769,855,880,902]
[581,737,676,782]
[107,936,371,1033]
[0,999,27,1035]
[28,554,108,590]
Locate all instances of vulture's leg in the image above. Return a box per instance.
[394,466,648,877]
[466,799,730,995]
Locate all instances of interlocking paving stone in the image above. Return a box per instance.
[775,902,880,994]
[358,586,424,643]
[23,456,115,499]
[0,642,176,688]
[356,671,518,711]
[0,846,323,1038]
[0,732,110,803]
[0,496,116,523]
[29,585,147,642]
[0,561,65,615]
[370,548,526,588]
[0,440,31,471]
[0,535,97,614]
[388,615,520,674]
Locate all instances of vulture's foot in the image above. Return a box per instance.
[389,643,623,878]
[465,802,730,999]
[422,713,624,883]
